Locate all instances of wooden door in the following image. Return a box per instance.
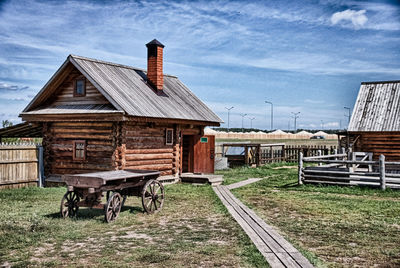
[193,135,215,174]
[181,135,194,173]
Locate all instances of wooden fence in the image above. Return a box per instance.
[284,145,338,162]
[299,152,400,190]
[218,143,338,166]
[0,143,44,189]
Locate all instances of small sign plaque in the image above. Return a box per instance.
[200,137,208,143]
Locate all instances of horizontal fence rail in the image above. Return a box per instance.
[0,142,44,189]
[218,143,339,167]
[299,152,400,190]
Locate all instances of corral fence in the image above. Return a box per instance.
[0,143,44,189]
[284,145,338,162]
[217,143,338,167]
[299,151,400,190]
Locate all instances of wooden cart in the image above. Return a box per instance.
[60,169,164,222]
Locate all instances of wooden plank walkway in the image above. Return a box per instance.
[213,185,313,268]
[227,178,262,190]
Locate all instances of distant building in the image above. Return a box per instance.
[342,80,400,160]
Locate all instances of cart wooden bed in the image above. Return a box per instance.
[60,169,164,222]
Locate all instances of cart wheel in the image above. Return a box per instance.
[60,191,80,218]
[105,192,122,223]
[106,191,127,207]
[142,179,164,214]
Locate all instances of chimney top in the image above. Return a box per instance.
[146,39,165,48]
[146,39,164,91]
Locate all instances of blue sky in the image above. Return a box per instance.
[0,0,399,130]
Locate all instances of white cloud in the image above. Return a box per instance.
[0,82,28,92]
[305,99,325,104]
[331,9,368,29]
[324,122,339,128]
[0,83,36,102]
[211,51,400,76]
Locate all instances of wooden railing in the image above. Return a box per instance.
[0,143,44,189]
[284,145,338,162]
[299,152,400,190]
[218,143,339,166]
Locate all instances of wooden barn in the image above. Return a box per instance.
[16,39,222,184]
[342,80,400,161]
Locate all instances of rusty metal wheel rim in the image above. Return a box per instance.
[60,191,80,218]
[142,180,164,214]
[105,192,122,223]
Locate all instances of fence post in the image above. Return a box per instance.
[317,150,322,166]
[379,154,386,190]
[37,145,44,188]
[298,152,303,185]
[368,153,373,172]
[333,149,337,160]
[352,152,356,172]
[347,147,353,171]
[245,146,249,166]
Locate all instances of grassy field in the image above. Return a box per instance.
[217,164,400,267]
[216,139,338,147]
[0,184,267,267]
[2,164,399,267]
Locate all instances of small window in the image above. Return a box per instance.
[74,79,86,96]
[73,140,86,161]
[166,129,173,145]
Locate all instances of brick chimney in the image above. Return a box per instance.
[146,39,165,91]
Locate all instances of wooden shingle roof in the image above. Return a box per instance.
[21,55,222,125]
[348,80,400,132]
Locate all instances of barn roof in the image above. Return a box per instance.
[348,80,400,132]
[0,122,42,138]
[21,55,222,125]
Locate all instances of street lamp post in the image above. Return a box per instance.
[291,112,300,132]
[240,113,247,132]
[265,100,273,131]
[249,117,256,129]
[344,107,351,125]
[224,106,234,131]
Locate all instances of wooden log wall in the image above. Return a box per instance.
[0,143,38,189]
[46,67,109,106]
[44,122,115,176]
[122,122,179,176]
[43,120,198,178]
[354,132,400,161]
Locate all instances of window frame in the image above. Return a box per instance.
[165,128,174,145]
[74,79,86,97]
[73,140,86,161]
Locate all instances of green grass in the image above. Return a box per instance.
[217,163,400,267]
[3,164,399,267]
[0,184,267,267]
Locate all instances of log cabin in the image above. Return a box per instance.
[18,39,222,183]
[342,80,400,161]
